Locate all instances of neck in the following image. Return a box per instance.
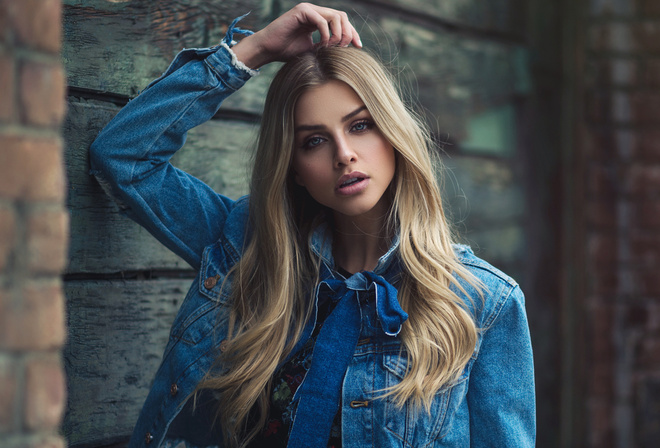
[332,208,392,274]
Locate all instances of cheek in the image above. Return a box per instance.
[292,157,325,188]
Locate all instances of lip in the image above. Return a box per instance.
[335,171,370,196]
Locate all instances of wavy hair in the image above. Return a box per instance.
[198,46,479,447]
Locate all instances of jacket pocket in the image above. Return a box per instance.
[167,241,233,345]
[382,353,469,446]
[198,239,234,302]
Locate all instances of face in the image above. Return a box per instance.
[292,80,396,221]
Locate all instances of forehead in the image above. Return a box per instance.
[294,80,365,124]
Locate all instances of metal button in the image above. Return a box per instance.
[170,383,178,396]
[204,275,219,289]
[219,339,228,352]
[145,432,154,444]
[350,400,370,408]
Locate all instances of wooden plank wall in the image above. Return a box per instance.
[62,1,563,446]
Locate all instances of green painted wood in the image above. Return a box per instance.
[372,0,526,36]
[64,98,257,274]
[61,0,273,114]
[62,278,192,447]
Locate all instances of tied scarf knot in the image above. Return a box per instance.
[287,271,407,448]
[320,271,408,336]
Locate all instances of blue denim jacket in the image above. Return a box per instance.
[89,37,536,448]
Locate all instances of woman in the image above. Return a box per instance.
[90,3,535,448]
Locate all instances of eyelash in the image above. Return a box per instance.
[300,119,375,150]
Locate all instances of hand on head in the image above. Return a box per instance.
[232,3,362,70]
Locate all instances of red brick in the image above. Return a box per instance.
[638,130,660,162]
[645,0,660,15]
[588,164,619,196]
[0,282,66,351]
[647,304,660,331]
[625,164,660,196]
[597,92,660,125]
[635,337,660,371]
[0,2,9,44]
[588,21,660,54]
[0,135,66,201]
[0,355,17,432]
[0,205,16,272]
[588,398,615,448]
[19,60,66,127]
[1,0,62,53]
[634,20,660,53]
[26,208,69,274]
[629,92,660,123]
[587,58,639,87]
[0,53,15,122]
[634,267,660,295]
[588,232,618,265]
[584,91,660,125]
[625,303,651,328]
[644,59,660,88]
[588,23,634,53]
[24,355,66,431]
[585,90,612,124]
[630,200,660,228]
[590,264,620,296]
[582,127,618,160]
[629,232,660,265]
[589,302,616,365]
[586,200,618,228]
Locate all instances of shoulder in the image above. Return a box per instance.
[453,244,518,290]
[451,244,524,327]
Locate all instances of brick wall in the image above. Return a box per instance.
[0,1,68,447]
[577,0,660,446]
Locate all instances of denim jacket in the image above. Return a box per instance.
[89,33,536,448]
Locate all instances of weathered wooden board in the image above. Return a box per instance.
[63,0,530,143]
[61,0,276,114]
[64,98,257,274]
[371,0,526,36]
[62,278,191,447]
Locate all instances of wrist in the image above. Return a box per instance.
[232,34,271,70]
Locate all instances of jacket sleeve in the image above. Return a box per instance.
[467,285,536,447]
[89,42,257,270]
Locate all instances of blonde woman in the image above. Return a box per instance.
[90,3,535,448]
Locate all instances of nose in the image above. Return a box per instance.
[334,135,357,167]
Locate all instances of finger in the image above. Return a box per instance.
[327,14,344,46]
[317,7,361,48]
[301,7,332,46]
[337,12,356,47]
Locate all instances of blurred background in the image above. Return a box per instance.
[1,0,659,447]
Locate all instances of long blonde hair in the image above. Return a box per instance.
[199,46,479,447]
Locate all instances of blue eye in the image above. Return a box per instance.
[302,136,324,150]
[351,120,373,132]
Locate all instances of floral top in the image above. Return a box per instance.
[247,269,354,448]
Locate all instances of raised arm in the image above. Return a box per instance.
[89,3,362,270]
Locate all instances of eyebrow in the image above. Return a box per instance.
[294,106,368,133]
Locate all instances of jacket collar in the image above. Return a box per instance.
[308,221,400,277]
